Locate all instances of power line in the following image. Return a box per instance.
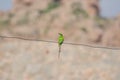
[0,35,120,50]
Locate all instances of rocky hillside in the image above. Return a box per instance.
[0,0,120,46]
[0,1,120,80]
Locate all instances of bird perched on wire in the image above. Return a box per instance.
[58,33,64,59]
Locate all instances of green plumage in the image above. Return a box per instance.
[58,33,64,58]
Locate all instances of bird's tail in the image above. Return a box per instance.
[58,45,61,59]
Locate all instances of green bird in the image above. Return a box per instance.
[58,33,64,58]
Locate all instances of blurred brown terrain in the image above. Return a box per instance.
[0,0,120,46]
[0,0,120,80]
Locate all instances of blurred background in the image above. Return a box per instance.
[0,0,120,46]
[0,0,120,80]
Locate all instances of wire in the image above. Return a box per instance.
[0,35,120,50]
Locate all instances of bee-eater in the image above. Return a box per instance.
[58,33,64,58]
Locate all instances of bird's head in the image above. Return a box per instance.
[58,33,63,36]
